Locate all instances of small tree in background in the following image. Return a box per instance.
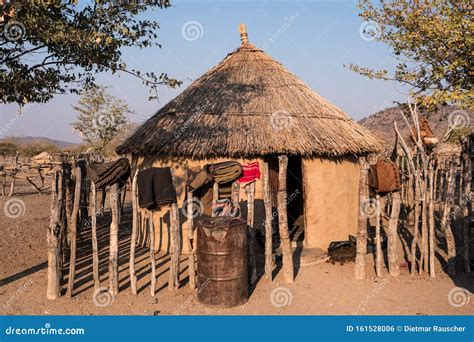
[71,85,131,153]
[348,0,472,110]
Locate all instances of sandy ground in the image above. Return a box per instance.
[0,184,473,316]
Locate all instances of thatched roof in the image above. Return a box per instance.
[117,27,382,158]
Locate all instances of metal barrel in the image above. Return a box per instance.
[196,215,248,308]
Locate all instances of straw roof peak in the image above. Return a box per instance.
[116,33,382,158]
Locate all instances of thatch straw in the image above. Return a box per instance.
[117,40,382,158]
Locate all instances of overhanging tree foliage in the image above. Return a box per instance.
[0,0,180,105]
[348,0,472,110]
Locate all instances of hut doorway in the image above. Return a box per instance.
[287,155,304,242]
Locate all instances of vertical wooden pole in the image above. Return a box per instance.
[375,194,382,278]
[186,185,196,289]
[428,161,436,278]
[148,210,156,296]
[109,184,120,295]
[355,157,369,280]
[212,182,219,217]
[130,170,138,294]
[46,170,63,300]
[277,155,294,284]
[169,203,180,291]
[66,164,82,298]
[410,168,421,275]
[462,154,471,274]
[387,191,401,276]
[420,176,429,274]
[91,182,100,291]
[245,181,257,284]
[263,162,273,281]
[441,160,457,275]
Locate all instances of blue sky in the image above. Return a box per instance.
[0,0,408,143]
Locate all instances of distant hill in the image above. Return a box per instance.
[0,136,77,149]
[358,105,473,143]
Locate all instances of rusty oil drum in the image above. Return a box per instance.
[196,215,248,308]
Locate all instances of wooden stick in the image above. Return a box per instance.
[355,157,369,280]
[66,164,82,298]
[420,175,428,274]
[277,155,294,284]
[169,203,181,291]
[245,181,257,284]
[130,170,138,294]
[91,182,100,292]
[375,194,382,278]
[212,182,219,217]
[263,162,273,281]
[388,191,401,276]
[428,160,436,278]
[186,182,196,289]
[148,210,156,296]
[109,184,120,295]
[46,170,63,300]
[441,160,457,275]
[461,149,471,274]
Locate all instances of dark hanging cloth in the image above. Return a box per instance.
[137,167,177,210]
[86,158,130,189]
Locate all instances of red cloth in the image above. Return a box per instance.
[237,162,261,186]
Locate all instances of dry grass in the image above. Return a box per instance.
[117,42,382,158]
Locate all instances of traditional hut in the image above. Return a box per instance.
[117,25,381,258]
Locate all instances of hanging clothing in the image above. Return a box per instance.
[137,167,177,210]
[237,162,261,187]
[212,198,240,217]
[87,158,130,189]
[368,158,401,194]
[207,161,242,184]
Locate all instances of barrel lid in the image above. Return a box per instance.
[196,215,245,229]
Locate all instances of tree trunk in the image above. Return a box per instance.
[263,162,273,281]
[441,160,457,275]
[428,162,436,278]
[355,157,369,280]
[109,184,120,295]
[277,155,294,284]
[462,154,471,274]
[375,194,382,277]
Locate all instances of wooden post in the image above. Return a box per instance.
[212,182,219,217]
[441,160,457,275]
[66,164,82,298]
[355,157,369,280]
[186,182,196,289]
[375,194,382,277]
[263,162,273,281]
[428,161,436,278]
[410,169,421,275]
[387,191,401,276]
[245,181,257,284]
[90,182,100,292]
[46,170,63,300]
[148,210,156,296]
[420,175,429,274]
[169,203,180,291]
[129,170,138,294]
[462,154,471,274]
[277,155,294,284]
[109,184,120,295]
[7,151,18,197]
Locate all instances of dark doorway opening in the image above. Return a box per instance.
[287,155,304,236]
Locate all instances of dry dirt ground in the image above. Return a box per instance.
[0,183,473,316]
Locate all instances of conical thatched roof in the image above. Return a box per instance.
[117,28,382,158]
